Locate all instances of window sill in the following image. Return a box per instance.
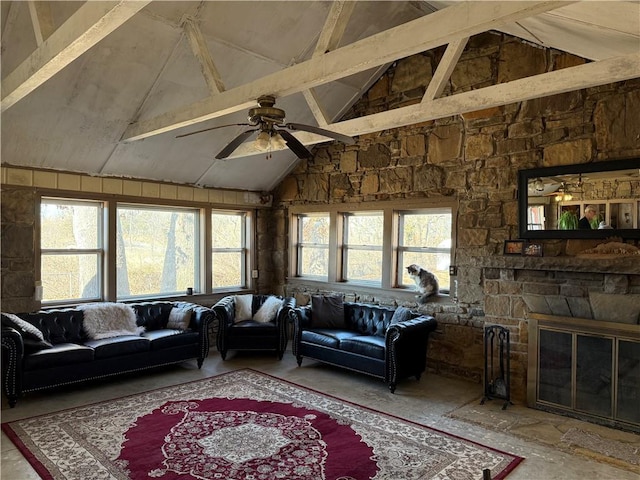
[285,277,452,304]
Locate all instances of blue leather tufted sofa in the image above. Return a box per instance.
[1,301,214,407]
[292,302,437,392]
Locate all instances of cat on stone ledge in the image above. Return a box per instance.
[406,264,439,304]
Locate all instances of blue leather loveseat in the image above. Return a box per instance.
[1,301,214,407]
[292,299,437,392]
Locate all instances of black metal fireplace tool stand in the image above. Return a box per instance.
[481,325,513,410]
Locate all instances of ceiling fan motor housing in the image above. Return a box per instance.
[248,95,285,124]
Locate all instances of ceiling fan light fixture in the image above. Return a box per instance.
[255,131,271,150]
[271,132,287,150]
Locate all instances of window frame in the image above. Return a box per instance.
[396,208,453,291]
[116,202,201,300]
[211,210,250,290]
[38,193,256,306]
[288,199,457,298]
[39,197,105,305]
[295,212,331,280]
[341,211,384,286]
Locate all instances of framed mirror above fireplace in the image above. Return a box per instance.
[518,158,640,239]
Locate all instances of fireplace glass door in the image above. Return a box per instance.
[537,327,639,429]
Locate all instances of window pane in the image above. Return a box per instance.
[401,213,451,247]
[117,207,197,297]
[212,213,243,248]
[212,252,242,288]
[41,202,99,249]
[346,213,383,245]
[41,254,99,301]
[400,252,450,290]
[301,215,329,244]
[346,250,382,283]
[299,246,329,277]
[212,213,245,288]
[344,213,383,283]
[399,211,452,290]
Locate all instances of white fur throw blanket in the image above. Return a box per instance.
[79,303,144,339]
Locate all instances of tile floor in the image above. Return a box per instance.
[2,350,639,479]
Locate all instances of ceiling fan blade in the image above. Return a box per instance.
[215,129,259,159]
[276,129,313,159]
[285,122,355,145]
[176,123,252,138]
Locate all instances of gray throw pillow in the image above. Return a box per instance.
[311,295,345,328]
[1,313,53,352]
[167,307,192,330]
[390,306,413,325]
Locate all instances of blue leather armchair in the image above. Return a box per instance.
[213,295,296,360]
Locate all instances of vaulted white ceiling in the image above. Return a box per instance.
[2,1,639,192]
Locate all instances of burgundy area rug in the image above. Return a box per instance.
[2,369,523,479]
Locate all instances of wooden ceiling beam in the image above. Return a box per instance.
[225,52,640,157]
[121,1,574,142]
[1,0,151,112]
[183,16,226,95]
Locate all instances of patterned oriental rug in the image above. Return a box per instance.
[2,369,523,480]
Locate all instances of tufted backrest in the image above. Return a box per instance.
[130,302,174,331]
[20,309,87,344]
[343,302,402,338]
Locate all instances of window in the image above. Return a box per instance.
[397,209,452,290]
[40,198,103,303]
[343,212,383,284]
[290,201,455,297]
[296,213,330,279]
[117,205,198,298]
[212,212,247,289]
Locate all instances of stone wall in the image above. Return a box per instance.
[272,33,640,401]
[1,186,38,313]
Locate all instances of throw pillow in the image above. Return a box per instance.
[167,307,192,330]
[390,306,413,325]
[253,296,283,323]
[1,313,53,352]
[311,295,345,328]
[234,294,253,322]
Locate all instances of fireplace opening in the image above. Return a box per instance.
[528,313,640,433]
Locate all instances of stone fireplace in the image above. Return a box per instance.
[482,255,640,432]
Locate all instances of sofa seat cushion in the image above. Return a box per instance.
[24,343,94,370]
[228,320,277,336]
[339,335,386,360]
[143,329,200,350]
[84,336,150,359]
[301,329,360,349]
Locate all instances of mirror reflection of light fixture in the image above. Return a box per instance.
[255,131,287,152]
[555,193,573,202]
[534,178,544,192]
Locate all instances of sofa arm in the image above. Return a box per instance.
[291,306,313,358]
[173,301,215,367]
[2,326,24,407]
[385,315,437,387]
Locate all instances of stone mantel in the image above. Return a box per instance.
[479,255,640,275]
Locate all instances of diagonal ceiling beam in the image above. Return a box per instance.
[183,16,226,94]
[225,52,640,158]
[422,37,468,103]
[304,0,357,126]
[1,0,151,112]
[121,1,574,142]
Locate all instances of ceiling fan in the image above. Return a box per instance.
[176,95,355,159]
